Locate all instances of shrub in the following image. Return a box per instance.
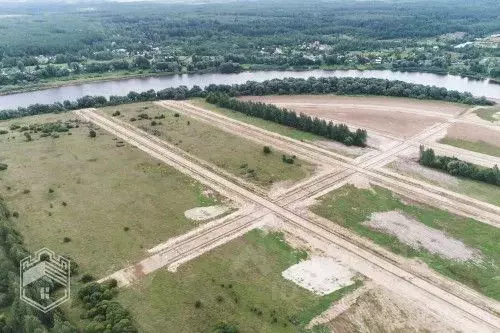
[89,129,96,138]
[12,211,19,218]
[123,227,130,232]
[23,189,30,194]
[61,201,67,206]
[174,113,180,117]
[80,274,95,283]
[112,111,121,116]
[63,237,71,243]
[151,120,157,126]
[215,323,239,333]
[282,155,294,164]
[263,146,271,154]
[130,117,137,121]
[0,130,8,135]
[194,300,202,308]
[0,164,7,171]
[48,188,54,193]
[23,132,32,141]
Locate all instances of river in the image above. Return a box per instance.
[1,69,499,109]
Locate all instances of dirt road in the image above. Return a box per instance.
[160,101,500,227]
[77,108,500,333]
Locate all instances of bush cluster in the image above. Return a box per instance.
[207,92,367,146]
[78,280,137,333]
[419,146,500,186]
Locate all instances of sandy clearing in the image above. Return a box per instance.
[314,139,373,157]
[281,256,355,295]
[363,211,481,262]
[239,95,466,116]
[390,157,459,187]
[239,95,458,138]
[307,281,374,329]
[445,123,500,148]
[347,174,373,190]
[184,205,230,221]
[325,286,460,333]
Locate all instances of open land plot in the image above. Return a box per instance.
[474,107,500,123]
[101,102,314,188]
[0,113,231,275]
[239,95,467,138]
[188,98,371,157]
[324,285,459,333]
[118,229,361,333]
[390,157,500,206]
[439,123,500,157]
[311,185,500,300]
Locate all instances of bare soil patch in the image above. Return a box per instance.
[445,123,500,148]
[325,286,459,333]
[184,205,230,221]
[391,158,459,187]
[281,256,355,295]
[363,211,481,262]
[240,95,464,138]
[314,139,372,157]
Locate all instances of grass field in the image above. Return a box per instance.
[457,180,500,206]
[439,137,500,157]
[312,185,500,300]
[474,108,500,122]
[102,102,313,188]
[0,113,228,276]
[118,229,361,333]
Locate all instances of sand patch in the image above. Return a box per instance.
[348,175,373,190]
[282,256,355,295]
[363,211,480,262]
[184,205,230,221]
[326,286,460,333]
[391,158,459,187]
[314,140,372,157]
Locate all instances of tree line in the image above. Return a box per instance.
[419,146,500,186]
[0,77,494,121]
[206,92,367,147]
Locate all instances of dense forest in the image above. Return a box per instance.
[0,0,499,93]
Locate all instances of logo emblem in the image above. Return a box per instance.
[20,248,71,312]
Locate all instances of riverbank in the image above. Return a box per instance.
[0,69,218,96]
[0,69,499,110]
